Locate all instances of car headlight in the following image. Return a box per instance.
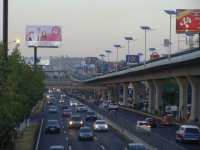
[95,125,98,128]
[80,121,83,124]
[105,125,108,128]
[69,121,73,125]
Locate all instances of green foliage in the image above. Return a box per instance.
[0,42,46,149]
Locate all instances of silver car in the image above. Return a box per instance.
[78,126,93,140]
[93,120,108,131]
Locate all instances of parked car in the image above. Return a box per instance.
[135,121,151,132]
[63,109,72,117]
[125,143,149,150]
[45,120,60,134]
[176,125,200,143]
[68,115,84,128]
[49,145,65,150]
[49,106,58,113]
[145,118,157,128]
[161,116,173,125]
[78,126,93,140]
[86,111,97,121]
[93,120,108,131]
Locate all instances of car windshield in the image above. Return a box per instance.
[81,128,91,132]
[48,120,59,125]
[96,120,106,124]
[185,128,199,133]
[64,109,71,112]
[71,117,82,121]
[139,122,148,126]
[88,112,96,115]
[78,104,84,107]
[50,106,56,109]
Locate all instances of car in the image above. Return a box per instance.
[45,120,60,134]
[49,145,65,150]
[61,102,69,109]
[68,115,84,128]
[59,98,65,103]
[49,106,58,113]
[86,111,97,121]
[161,116,173,125]
[47,99,53,105]
[176,125,200,143]
[78,126,93,140]
[125,143,149,150]
[109,109,118,115]
[70,100,78,107]
[145,118,157,128]
[93,120,108,131]
[135,121,151,132]
[108,103,118,111]
[63,109,72,117]
[77,104,87,112]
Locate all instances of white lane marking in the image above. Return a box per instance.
[62,126,64,129]
[35,102,46,150]
[69,145,72,150]
[65,137,68,141]
[101,145,105,150]
[64,130,67,134]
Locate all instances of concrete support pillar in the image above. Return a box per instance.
[187,76,200,123]
[147,80,155,113]
[112,84,119,102]
[176,77,188,121]
[122,83,129,104]
[153,79,163,113]
[107,89,113,102]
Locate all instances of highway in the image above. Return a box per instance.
[37,98,127,150]
[81,98,200,150]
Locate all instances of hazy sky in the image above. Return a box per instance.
[0,0,200,61]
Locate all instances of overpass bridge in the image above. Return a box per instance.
[82,47,200,124]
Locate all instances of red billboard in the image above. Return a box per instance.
[26,25,62,47]
[176,9,200,33]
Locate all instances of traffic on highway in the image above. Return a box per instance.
[37,89,200,150]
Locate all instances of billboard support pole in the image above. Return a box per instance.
[34,46,37,66]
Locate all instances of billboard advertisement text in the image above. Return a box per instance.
[176,9,200,33]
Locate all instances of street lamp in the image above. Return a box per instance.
[164,10,176,60]
[105,50,111,62]
[124,37,133,67]
[114,44,122,62]
[99,54,105,61]
[8,38,21,47]
[140,26,151,65]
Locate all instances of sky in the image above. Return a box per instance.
[0,0,200,61]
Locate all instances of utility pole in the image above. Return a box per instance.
[3,0,8,59]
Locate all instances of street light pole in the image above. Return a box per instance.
[3,0,8,60]
[105,50,111,62]
[140,26,151,66]
[164,10,176,60]
[124,37,133,67]
[114,44,122,71]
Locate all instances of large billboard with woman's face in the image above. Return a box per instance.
[176,9,200,33]
[26,25,62,47]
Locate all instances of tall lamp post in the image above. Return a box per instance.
[140,26,151,65]
[105,50,111,62]
[164,10,176,60]
[99,54,105,61]
[114,44,122,71]
[124,37,133,67]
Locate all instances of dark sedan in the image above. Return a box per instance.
[145,118,157,128]
[45,120,60,134]
[78,126,93,140]
[86,111,97,121]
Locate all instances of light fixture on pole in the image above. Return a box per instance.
[114,44,122,62]
[124,37,133,67]
[105,50,111,62]
[99,54,105,61]
[164,10,176,60]
[140,26,151,65]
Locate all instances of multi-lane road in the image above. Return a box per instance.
[37,98,127,150]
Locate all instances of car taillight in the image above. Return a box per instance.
[147,125,151,128]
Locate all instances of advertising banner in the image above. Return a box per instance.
[84,57,98,64]
[26,25,62,47]
[126,55,137,63]
[176,9,200,33]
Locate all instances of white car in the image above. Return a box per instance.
[77,104,87,112]
[93,120,108,131]
[70,100,77,107]
[135,121,151,132]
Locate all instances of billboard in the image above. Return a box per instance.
[26,25,62,47]
[84,57,98,64]
[126,55,137,63]
[176,9,200,33]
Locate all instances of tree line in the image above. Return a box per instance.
[0,43,46,149]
